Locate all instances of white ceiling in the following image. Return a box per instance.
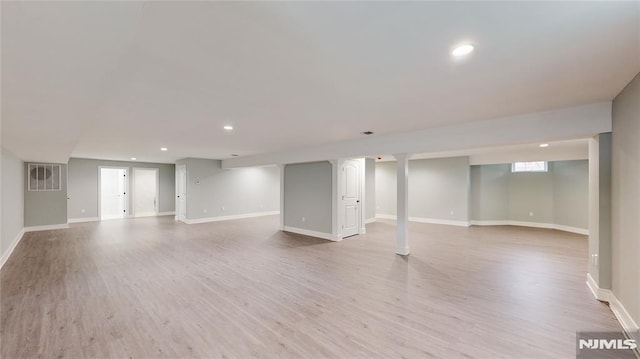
[2,1,639,164]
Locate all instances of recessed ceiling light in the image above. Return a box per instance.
[223,125,233,131]
[452,44,474,57]
[131,157,137,160]
[540,143,549,148]
[160,147,168,151]
[361,131,374,135]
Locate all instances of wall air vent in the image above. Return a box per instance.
[28,163,61,191]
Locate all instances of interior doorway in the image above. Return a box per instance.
[176,164,187,222]
[133,168,159,218]
[99,167,128,220]
[340,158,363,238]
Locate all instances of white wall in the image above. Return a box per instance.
[470,164,509,221]
[375,157,470,225]
[611,72,640,329]
[177,158,279,221]
[1,148,24,267]
[67,158,175,220]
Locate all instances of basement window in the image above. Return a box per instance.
[511,161,547,173]
[28,164,62,191]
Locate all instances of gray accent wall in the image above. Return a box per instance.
[365,158,376,221]
[470,160,589,229]
[67,158,175,220]
[375,157,470,223]
[24,162,67,227]
[409,157,470,222]
[1,148,24,258]
[283,161,332,234]
[470,164,510,221]
[611,72,640,327]
[508,168,555,224]
[179,158,279,220]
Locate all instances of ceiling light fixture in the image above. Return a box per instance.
[160,147,168,151]
[131,157,137,160]
[539,143,549,148]
[224,125,233,131]
[452,44,474,57]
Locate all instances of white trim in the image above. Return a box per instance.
[365,218,376,224]
[184,211,280,224]
[586,274,640,341]
[360,227,367,234]
[376,214,470,227]
[158,211,175,216]
[24,223,69,232]
[470,220,589,235]
[409,216,470,227]
[586,273,611,302]
[376,214,396,220]
[68,217,99,223]
[282,226,341,241]
[0,229,25,270]
[609,293,640,338]
[396,246,410,256]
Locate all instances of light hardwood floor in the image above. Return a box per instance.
[1,216,623,358]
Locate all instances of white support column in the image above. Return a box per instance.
[394,153,410,256]
[279,164,285,230]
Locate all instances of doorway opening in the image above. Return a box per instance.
[133,168,159,218]
[176,164,187,222]
[99,167,128,220]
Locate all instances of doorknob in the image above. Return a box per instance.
[357,200,360,203]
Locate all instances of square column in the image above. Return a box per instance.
[394,153,410,255]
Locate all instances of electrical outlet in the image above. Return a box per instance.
[203,209,207,214]
[221,206,225,212]
[302,217,306,223]
[450,210,454,216]
[529,211,534,217]
[81,209,85,213]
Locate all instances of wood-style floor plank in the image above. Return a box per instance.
[1,216,623,358]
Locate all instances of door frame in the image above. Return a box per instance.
[131,167,160,218]
[175,164,187,222]
[98,166,129,220]
[336,158,365,239]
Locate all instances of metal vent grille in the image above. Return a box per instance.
[28,164,61,191]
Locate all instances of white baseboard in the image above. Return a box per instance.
[185,211,280,224]
[409,216,470,227]
[24,223,69,232]
[158,211,175,216]
[376,214,470,227]
[282,226,341,241]
[360,227,367,234]
[470,220,588,235]
[586,274,639,340]
[68,217,99,223]
[586,273,611,302]
[365,218,376,224]
[0,229,25,270]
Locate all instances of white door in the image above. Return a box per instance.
[133,168,159,217]
[341,159,361,237]
[100,168,128,220]
[176,165,187,221]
